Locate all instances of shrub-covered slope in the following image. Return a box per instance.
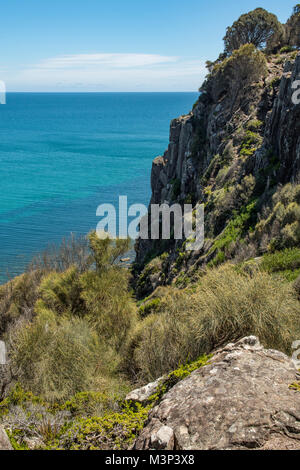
[135,49,300,294]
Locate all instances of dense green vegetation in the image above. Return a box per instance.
[223,8,284,55]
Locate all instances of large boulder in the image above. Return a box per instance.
[0,426,13,450]
[133,336,300,450]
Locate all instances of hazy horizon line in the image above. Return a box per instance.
[5,90,199,94]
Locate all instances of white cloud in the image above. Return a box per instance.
[5,53,206,92]
[36,53,178,69]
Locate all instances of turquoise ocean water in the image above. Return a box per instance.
[0,92,197,283]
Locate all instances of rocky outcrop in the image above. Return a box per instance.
[135,53,300,280]
[262,55,300,182]
[133,337,300,450]
[0,426,12,450]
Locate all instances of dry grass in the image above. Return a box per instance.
[8,310,119,402]
[125,264,300,382]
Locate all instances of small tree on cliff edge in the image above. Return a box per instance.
[223,8,284,55]
[286,4,300,47]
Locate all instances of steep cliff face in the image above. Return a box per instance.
[260,56,300,182]
[135,52,300,294]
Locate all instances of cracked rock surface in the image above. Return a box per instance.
[133,336,300,450]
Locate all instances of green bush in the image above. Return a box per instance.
[246,119,263,132]
[0,271,43,335]
[0,383,45,418]
[80,268,136,350]
[37,267,84,316]
[214,44,268,105]
[261,248,300,281]
[61,403,149,450]
[208,198,258,265]
[61,391,120,417]
[9,310,108,402]
[253,183,300,252]
[280,45,294,53]
[138,297,161,317]
[240,130,263,157]
[223,8,284,54]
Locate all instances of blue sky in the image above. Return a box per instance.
[1,0,296,92]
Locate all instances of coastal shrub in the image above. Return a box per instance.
[190,266,300,354]
[87,231,131,273]
[205,175,256,238]
[35,234,136,350]
[60,404,149,450]
[3,234,136,405]
[253,183,300,252]
[9,310,106,402]
[80,268,137,350]
[36,267,84,316]
[246,119,263,132]
[2,402,70,449]
[213,44,267,107]
[208,198,258,264]
[280,45,294,53]
[28,233,91,274]
[61,391,120,417]
[125,264,300,381]
[240,130,263,157]
[260,248,300,281]
[0,383,45,418]
[138,297,161,317]
[0,271,43,335]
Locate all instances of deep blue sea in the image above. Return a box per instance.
[0,92,197,283]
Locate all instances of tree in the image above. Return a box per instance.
[223,8,284,55]
[286,4,300,47]
[218,44,267,110]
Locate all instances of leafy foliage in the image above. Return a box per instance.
[223,8,284,54]
[286,4,300,47]
[60,404,149,450]
[5,233,136,402]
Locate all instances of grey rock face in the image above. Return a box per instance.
[135,54,300,278]
[261,55,300,183]
[126,376,165,405]
[0,341,6,365]
[133,337,300,450]
[0,426,13,450]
